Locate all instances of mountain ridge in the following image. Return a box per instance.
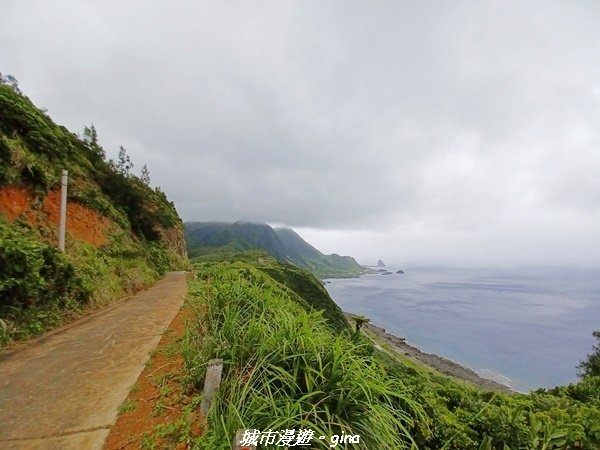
[185,221,365,278]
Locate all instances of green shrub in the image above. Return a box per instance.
[0,220,88,310]
[0,220,93,345]
[578,331,600,379]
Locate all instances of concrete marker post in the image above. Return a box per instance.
[199,358,223,416]
[58,170,68,252]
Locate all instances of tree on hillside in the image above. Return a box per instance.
[117,145,134,176]
[0,73,21,94]
[578,330,600,378]
[352,315,370,335]
[141,164,151,185]
[82,124,105,159]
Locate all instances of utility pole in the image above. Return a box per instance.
[58,170,68,252]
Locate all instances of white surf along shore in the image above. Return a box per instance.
[344,312,516,393]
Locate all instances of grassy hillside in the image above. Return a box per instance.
[151,255,600,449]
[186,221,288,260]
[185,221,365,278]
[274,226,367,278]
[0,81,188,346]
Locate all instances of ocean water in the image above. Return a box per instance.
[324,267,600,392]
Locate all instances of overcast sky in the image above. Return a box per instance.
[2,1,600,267]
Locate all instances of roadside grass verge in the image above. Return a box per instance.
[183,261,423,449]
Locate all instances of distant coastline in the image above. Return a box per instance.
[345,312,515,393]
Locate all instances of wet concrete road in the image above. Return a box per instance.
[0,272,187,450]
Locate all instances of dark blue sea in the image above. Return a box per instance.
[324,267,600,392]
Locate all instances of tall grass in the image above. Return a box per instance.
[180,260,600,449]
[183,263,424,449]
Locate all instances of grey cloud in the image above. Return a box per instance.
[2,0,600,265]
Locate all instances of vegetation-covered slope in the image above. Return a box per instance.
[172,255,600,449]
[185,221,364,277]
[186,221,288,260]
[0,80,187,346]
[274,226,367,278]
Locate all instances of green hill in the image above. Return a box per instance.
[185,221,365,277]
[0,79,187,346]
[274,226,367,277]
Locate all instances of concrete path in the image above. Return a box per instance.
[0,272,187,450]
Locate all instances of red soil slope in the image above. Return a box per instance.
[0,186,110,247]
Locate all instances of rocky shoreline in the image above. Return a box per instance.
[345,313,515,394]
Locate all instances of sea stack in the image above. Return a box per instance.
[377,259,386,267]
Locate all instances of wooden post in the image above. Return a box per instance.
[58,170,68,252]
[199,358,223,416]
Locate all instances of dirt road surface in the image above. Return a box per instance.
[0,272,187,450]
